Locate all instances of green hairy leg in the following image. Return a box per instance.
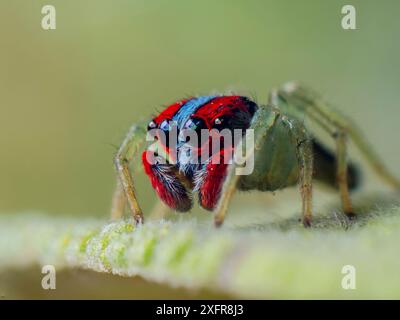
[276,82,400,219]
[112,122,147,224]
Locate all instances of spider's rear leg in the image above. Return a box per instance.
[276,82,400,219]
[275,85,355,218]
[335,131,356,218]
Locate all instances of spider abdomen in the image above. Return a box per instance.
[238,114,299,192]
[238,110,360,192]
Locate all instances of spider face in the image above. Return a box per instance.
[142,95,257,212]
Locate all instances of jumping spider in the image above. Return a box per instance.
[111,82,400,227]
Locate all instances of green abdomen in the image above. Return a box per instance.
[237,119,361,192]
[238,118,299,192]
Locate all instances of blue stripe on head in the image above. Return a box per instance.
[172,95,217,129]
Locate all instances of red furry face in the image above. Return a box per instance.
[143,95,257,211]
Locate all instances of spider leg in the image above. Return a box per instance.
[110,179,126,220]
[275,82,400,218]
[274,85,355,218]
[213,108,280,227]
[113,123,147,224]
[281,117,314,226]
[148,200,170,220]
[213,164,240,227]
[335,131,355,217]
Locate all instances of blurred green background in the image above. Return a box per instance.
[1,0,400,218]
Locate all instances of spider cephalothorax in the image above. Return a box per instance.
[142,95,257,212]
[112,82,400,227]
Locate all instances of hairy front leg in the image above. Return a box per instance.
[213,107,280,227]
[113,123,147,224]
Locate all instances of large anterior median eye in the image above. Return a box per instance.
[184,117,206,134]
[157,119,178,149]
[180,117,208,147]
[160,120,171,131]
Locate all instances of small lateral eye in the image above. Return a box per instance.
[184,119,195,129]
[214,118,222,125]
[147,120,157,131]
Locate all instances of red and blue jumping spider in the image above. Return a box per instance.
[112,82,400,227]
